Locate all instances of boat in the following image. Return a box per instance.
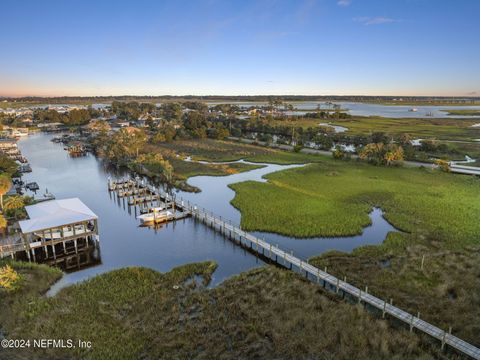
[137,208,172,225]
[43,188,55,200]
[409,108,418,112]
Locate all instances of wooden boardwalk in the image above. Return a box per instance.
[146,185,480,359]
[449,164,480,176]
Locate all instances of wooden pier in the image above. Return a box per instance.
[449,164,480,176]
[106,177,480,358]
[108,178,190,225]
[185,201,479,359]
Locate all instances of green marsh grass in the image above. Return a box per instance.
[1,262,446,359]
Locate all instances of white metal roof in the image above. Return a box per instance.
[19,198,97,234]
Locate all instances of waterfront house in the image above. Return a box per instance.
[18,198,99,262]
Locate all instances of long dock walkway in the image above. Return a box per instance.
[145,185,480,359]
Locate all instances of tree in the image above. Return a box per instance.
[0,213,6,230]
[332,146,347,159]
[134,153,174,182]
[435,159,450,172]
[4,195,25,210]
[370,132,389,144]
[0,155,18,176]
[105,128,147,163]
[0,174,11,211]
[359,143,404,166]
[4,196,25,220]
[359,143,385,165]
[384,144,404,166]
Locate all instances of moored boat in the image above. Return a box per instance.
[137,208,172,225]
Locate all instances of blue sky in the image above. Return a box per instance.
[0,0,479,96]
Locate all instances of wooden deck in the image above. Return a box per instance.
[450,164,480,176]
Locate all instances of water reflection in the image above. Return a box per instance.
[18,133,399,294]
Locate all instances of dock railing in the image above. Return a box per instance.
[111,179,480,359]
[167,190,480,360]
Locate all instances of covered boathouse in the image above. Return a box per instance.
[18,198,99,264]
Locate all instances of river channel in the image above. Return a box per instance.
[17,133,398,294]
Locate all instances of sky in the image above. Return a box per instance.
[0,0,479,97]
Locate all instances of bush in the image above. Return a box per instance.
[0,265,21,291]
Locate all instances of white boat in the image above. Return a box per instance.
[409,108,418,112]
[137,208,172,225]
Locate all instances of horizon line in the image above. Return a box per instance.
[1,94,479,99]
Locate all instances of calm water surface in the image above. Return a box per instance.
[18,133,398,293]
[208,101,480,118]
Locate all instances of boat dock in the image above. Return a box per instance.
[118,178,478,360]
[180,196,479,359]
[104,176,480,358]
[108,178,190,225]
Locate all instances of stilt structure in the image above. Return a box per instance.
[17,198,100,264]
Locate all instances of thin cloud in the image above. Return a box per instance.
[466,91,477,95]
[354,16,399,25]
[337,0,351,7]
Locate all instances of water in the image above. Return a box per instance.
[17,133,399,294]
[176,164,398,260]
[207,101,480,118]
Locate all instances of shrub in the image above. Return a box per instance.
[0,265,21,291]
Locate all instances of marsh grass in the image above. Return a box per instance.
[146,139,326,165]
[271,116,480,140]
[1,262,448,359]
[442,109,480,116]
[229,159,480,346]
[230,160,480,243]
[310,240,480,347]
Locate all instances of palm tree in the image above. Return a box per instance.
[0,174,11,211]
[4,196,25,211]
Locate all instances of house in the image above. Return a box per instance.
[18,198,99,262]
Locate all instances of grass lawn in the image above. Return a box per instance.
[1,260,444,359]
[229,158,480,345]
